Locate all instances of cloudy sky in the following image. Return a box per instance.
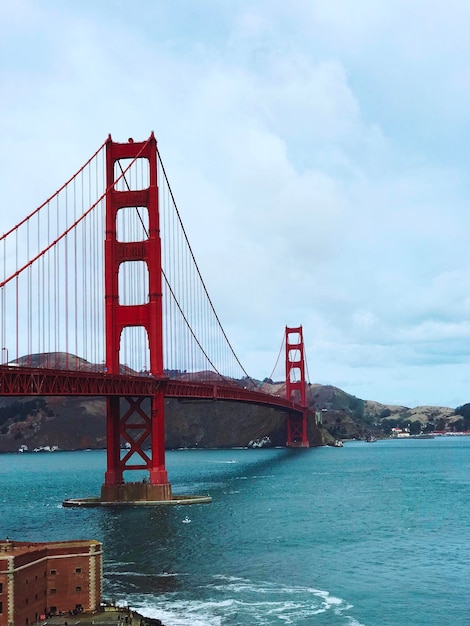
[1,0,470,408]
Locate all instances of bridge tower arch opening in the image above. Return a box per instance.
[101,134,171,502]
[285,326,310,448]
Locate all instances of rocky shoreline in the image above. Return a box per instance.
[43,606,167,626]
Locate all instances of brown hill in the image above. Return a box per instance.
[0,395,334,453]
[0,354,461,451]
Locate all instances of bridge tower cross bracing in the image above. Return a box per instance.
[101,134,171,502]
[285,326,310,448]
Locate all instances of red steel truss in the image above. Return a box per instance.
[0,366,163,396]
[0,366,307,415]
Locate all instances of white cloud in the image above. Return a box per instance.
[1,0,470,406]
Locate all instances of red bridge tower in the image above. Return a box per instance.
[285,326,310,447]
[101,134,171,502]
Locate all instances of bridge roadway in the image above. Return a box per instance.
[0,365,309,417]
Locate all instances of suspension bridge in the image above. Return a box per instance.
[0,134,314,504]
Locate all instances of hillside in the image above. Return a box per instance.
[0,354,465,452]
[0,392,338,453]
[0,385,460,453]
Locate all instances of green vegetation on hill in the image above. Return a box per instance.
[453,403,470,431]
[0,399,51,434]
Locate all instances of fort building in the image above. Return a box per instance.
[0,539,102,626]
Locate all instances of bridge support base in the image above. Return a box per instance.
[63,484,211,507]
[286,440,310,448]
[62,494,212,507]
[100,481,172,503]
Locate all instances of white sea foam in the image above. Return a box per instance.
[107,571,149,578]
[108,571,185,578]
[128,575,366,626]
[131,600,224,626]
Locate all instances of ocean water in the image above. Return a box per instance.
[2,437,470,625]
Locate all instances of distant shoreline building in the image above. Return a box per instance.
[390,427,410,438]
[0,539,102,626]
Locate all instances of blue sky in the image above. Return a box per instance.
[1,0,470,408]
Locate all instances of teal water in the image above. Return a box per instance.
[2,438,470,625]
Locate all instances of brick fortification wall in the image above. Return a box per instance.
[0,539,102,626]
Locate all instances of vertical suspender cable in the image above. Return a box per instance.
[65,184,69,368]
[73,176,78,363]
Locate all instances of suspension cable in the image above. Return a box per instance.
[0,139,152,290]
[157,149,255,383]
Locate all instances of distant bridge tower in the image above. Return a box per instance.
[285,326,310,447]
[101,134,171,502]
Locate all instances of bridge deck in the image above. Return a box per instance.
[0,366,308,416]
